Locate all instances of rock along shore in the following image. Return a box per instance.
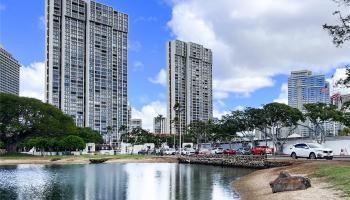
[178,154,291,169]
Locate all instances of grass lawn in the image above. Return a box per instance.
[0,152,155,160]
[314,164,350,197]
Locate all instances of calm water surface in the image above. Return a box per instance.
[0,163,254,200]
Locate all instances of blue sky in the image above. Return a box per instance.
[1,0,350,129]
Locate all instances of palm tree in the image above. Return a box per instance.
[106,126,112,146]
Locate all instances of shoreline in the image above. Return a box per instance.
[0,156,179,165]
[233,160,349,200]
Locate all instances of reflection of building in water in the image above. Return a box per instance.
[84,164,127,199]
[0,163,254,200]
[124,163,175,200]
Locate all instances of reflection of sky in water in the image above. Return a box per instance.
[0,165,51,199]
[0,163,254,200]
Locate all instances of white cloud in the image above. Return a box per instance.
[39,16,45,30]
[148,68,166,86]
[20,62,45,101]
[213,90,229,100]
[168,0,350,97]
[273,83,288,104]
[213,109,229,119]
[128,40,142,52]
[133,61,144,72]
[134,16,158,23]
[213,105,245,119]
[132,101,167,131]
[327,68,350,95]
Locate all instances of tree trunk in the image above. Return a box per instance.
[6,142,17,152]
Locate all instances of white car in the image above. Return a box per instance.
[182,148,196,155]
[211,147,224,154]
[198,148,211,155]
[163,148,176,155]
[290,143,333,160]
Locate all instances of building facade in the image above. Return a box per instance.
[153,115,168,134]
[330,93,350,136]
[288,70,330,136]
[288,70,330,111]
[167,40,213,135]
[130,119,142,131]
[127,105,132,131]
[45,0,128,138]
[0,46,20,95]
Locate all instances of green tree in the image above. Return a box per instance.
[303,103,343,143]
[323,0,350,47]
[324,1,350,88]
[222,110,255,143]
[263,103,304,152]
[243,103,304,153]
[0,140,4,149]
[186,120,207,144]
[0,93,76,151]
[61,135,85,151]
[339,127,350,136]
[75,127,103,144]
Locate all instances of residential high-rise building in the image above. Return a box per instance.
[45,0,128,138]
[288,70,330,136]
[288,70,330,111]
[127,105,132,131]
[167,40,213,135]
[153,115,168,134]
[0,46,20,95]
[130,119,142,130]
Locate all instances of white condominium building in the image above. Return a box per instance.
[45,0,128,137]
[166,40,213,135]
[154,115,168,134]
[0,46,20,95]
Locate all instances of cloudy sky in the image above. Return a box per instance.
[1,0,350,130]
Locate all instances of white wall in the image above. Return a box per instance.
[257,137,350,156]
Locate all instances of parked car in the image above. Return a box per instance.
[290,143,333,160]
[163,148,176,155]
[223,149,236,155]
[138,149,148,155]
[182,148,196,155]
[196,148,211,155]
[251,146,273,155]
[211,147,224,154]
[236,147,251,155]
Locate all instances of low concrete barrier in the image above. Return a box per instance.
[178,154,290,169]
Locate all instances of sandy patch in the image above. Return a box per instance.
[234,161,350,200]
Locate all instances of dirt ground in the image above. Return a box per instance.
[234,161,350,200]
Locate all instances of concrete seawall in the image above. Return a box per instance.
[178,155,290,169]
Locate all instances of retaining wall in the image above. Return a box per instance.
[178,155,289,169]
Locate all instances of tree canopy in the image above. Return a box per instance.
[323,0,350,46]
[0,93,102,151]
[303,103,343,143]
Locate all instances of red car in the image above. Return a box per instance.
[251,146,274,155]
[223,149,236,155]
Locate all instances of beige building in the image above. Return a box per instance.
[166,40,213,135]
[45,0,128,140]
[0,46,20,95]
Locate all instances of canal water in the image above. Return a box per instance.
[0,163,254,200]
